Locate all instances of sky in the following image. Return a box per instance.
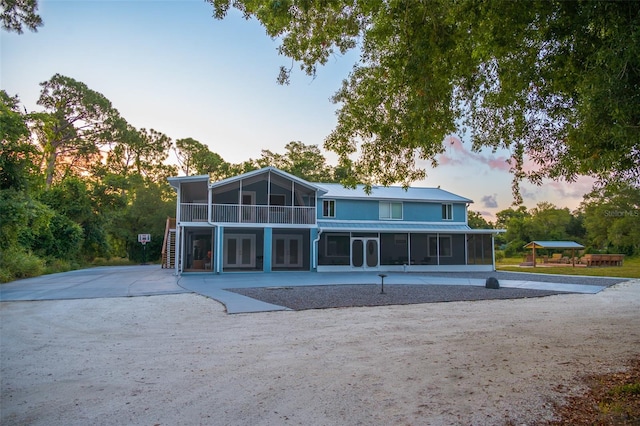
[0,0,596,221]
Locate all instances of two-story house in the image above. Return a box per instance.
[165,166,499,274]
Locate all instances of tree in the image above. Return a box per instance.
[580,183,640,255]
[174,137,227,177]
[38,177,109,260]
[0,91,40,191]
[36,74,121,188]
[107,178,175,262]
[495,206,532,256]
[528,202,573,242]
[256,141,335,182]
[210,1,640,200]
[467,210,492,229]
[106,120,175,183]
[1,0,42,33]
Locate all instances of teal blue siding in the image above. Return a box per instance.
[318,198,468,223]
[263,228,272,272]
[322,199,379,220]
[453,204,466,222]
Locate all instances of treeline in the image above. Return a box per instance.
[470,196,640,258]
[1,74,639,282]
[0,74,345,282]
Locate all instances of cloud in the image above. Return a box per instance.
[520,186,538,203]
[546,176,596,201]
[481,194,498,208]
[438,135,511,172]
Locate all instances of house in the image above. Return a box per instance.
[165,166,500,274]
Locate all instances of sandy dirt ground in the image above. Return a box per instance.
[1,280,639,426]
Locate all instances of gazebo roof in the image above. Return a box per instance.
[523,241,585,249]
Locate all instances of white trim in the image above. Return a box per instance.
[223,234,256,268]
[317,264,495,273]
[318,219,468,226]
[442,203,453,220]
[322,199,336,218]
[379,201,403,220]
[208,166,326,193]
[350,237,380,269]
[272,234,303,268]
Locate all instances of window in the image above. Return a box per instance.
[270,194,286,206]
[379,201,402,220]
[322,200,336,218]
[442,203,453,220]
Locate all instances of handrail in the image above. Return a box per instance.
[179,203,316,225]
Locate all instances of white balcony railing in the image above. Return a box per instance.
[179,203,315,225]
[180,203,208,222]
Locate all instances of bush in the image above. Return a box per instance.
[91,257,134,266]
[0,247,45,282]
[504,239,527,257]
[43,258,80,275]
[494,250,505,262]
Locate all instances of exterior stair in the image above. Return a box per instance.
[162,217,176,269]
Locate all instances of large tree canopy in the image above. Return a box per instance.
[210,0,640,200]
[36,74,121,187]
[1,0,42,33]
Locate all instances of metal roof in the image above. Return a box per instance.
[523,241,585,249]
[314,183,473,203]
[317,220,501,234]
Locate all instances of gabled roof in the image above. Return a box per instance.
[209,166,326,193]
[523,241,585,249]
[314,183,473,203]
[167,174,208,190]
[168,167,472,203]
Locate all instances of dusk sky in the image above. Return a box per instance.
[1,0,596,220]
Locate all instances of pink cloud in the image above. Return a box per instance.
[546,176,596,203]
[438,135,512,172]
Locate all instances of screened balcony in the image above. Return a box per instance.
[178,168,318,225]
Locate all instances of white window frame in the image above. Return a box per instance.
[442,203,453,220]
[379,201,403,220]
[322,199,336,218]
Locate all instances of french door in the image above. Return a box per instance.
[273,235,302,268]
[351,238,379,269]
[224,234,255,268]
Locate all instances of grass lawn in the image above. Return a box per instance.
[497,256,640,279]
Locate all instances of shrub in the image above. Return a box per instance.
[504,239,527,257]
[0,247,44,282]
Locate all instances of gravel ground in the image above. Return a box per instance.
[227,284,570,310]
[227,273,628,311]
[407,271,627,286]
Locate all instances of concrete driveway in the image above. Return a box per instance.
[0,265,186,301]
[2,266,621,314]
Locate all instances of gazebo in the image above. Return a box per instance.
[523,241,585,267]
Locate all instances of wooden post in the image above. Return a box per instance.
[532,245,536,267]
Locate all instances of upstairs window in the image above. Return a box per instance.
[322,200,336,218]
[380,201,402,220]
[442,203,453,220]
